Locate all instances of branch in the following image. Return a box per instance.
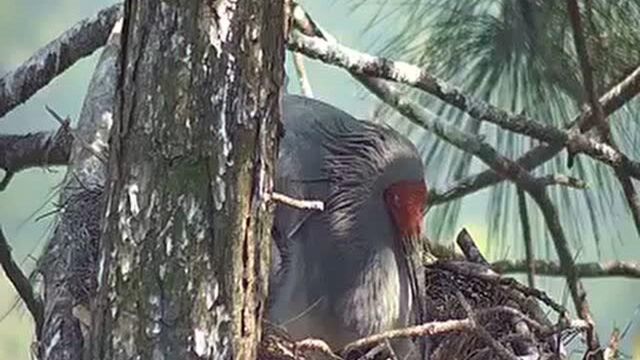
[288,33,640,182]
[431,65,640,205]
[517,189,536,288]
[567,0,640,242]
[0,128,71,190]
[492,260,640,279]
[269,192,324,211]
[455,292,518,360]
[455,228,489,266]
[342,317,474,355]
[0,3,122,118]
[535,174,586,189]
[438,261,567,315]
[0,227,44,340]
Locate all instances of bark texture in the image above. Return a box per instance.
[94,1,284,360]
[38,20,121,360]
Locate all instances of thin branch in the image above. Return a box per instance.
[567,0,640,241]
[427,64,640,205]
[0,3,122,118]
[269,192,324,211]
[288,32,640,182]
[0,227,44,340]
[342,317,474,355]
[456,228,489,266]
[438,261,567,315]
[293,53,313,97]
[535,174,587,189]
[0,128,72,191]
[294,338,342,360]
[44,105,108,164]
[517,189,536,288]
[455,292,519,360]
[492,260,640,279]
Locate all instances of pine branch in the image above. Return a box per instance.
[288,33,640,182]
[432,65,640,205]
[567,0,640,242]
[492,259,640,279]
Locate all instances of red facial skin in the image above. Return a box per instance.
[383,180,428,242]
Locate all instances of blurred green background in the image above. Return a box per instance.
[1,1,639,358]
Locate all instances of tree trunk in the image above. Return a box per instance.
[92,1,285,359]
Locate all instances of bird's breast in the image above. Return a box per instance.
[335,246,412,338]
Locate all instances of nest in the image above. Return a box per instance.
[423,261,564,360]
[259,259,570,360]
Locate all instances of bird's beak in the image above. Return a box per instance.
[400,234,425,322]
[401,233,429,357]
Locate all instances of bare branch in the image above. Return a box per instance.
[44,106,108,164]
[0,227,44,340]
[492,259,640,279]
[456,228,489,266]
[517,189,536,288]
[0,3,122,118]
[536,174,587,189]
[294,338,342,360]
[0,127,71,191]
[567,0,640,242]
[432,65,640,205]
[269,192,324,211]
[289,33,640,182]
[342,318,474,355]
[293,53,314,98]
[438,261,567,315]
[455,292,519,360]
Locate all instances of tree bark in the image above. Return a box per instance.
[92,1,284,359]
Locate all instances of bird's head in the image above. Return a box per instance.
[383,180,428,251]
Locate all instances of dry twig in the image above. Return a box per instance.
[269,192,324,211]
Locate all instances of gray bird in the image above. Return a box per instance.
[268,95,429,359]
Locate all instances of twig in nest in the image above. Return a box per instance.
[0,227,44,340]
[438,261,568,315]
[269,192,324,211]
[456,228,489,266]
[342,318,474,354]
[455,291,519,360]
[295,338,342,360]
[44,105,108,164]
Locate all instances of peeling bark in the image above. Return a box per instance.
[93,1,284,359]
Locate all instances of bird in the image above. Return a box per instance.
[268,95,429,359]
